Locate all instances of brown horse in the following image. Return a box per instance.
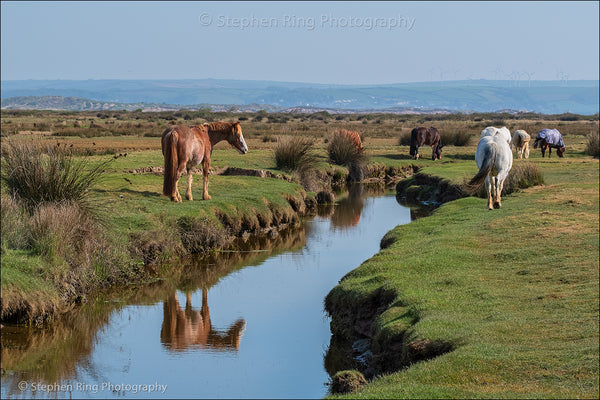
[410,127,443,160]
[162,122,248,202]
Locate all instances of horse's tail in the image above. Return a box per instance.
[533,138,541,149]
[162,128,179,197]
[467,142,497,191]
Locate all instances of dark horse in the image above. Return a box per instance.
[410,127,443,160]
[162,122,248,202]
[533,128,565,158]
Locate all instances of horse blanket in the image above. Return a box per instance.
[537,129,565,149]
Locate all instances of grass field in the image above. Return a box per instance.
[1,109,598,398]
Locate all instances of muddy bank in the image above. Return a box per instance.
[395,172,466,206]
[324,284,454,383]
[323,172,463,388]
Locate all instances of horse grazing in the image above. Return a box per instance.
[162,122,248,202]
[468,134,513,210]
[534,128,565,158]
[481,126,511,146]
[511,129,531,159]
[410,127,443,160]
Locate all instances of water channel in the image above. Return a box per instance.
[1,185,417,399]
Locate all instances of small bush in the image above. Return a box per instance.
[398,131,412,146]
[1,141,111,217]
[585,130,600,157]
[274,136,318,173]
[439,130,472,146]
[327,130,365,166]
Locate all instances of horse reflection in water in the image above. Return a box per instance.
[330,184,386,229]
[160,290,246,352]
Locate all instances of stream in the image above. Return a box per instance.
[1,185,415,399]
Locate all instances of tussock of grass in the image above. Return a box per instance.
[0,140,111,217]
[440,130,472,146]
[328,130,365,166]
[585,129,600,157]
[274,136,318,173]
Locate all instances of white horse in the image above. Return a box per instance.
[481,126,511,146]
[468,135,514,210]
[511,129,530,159]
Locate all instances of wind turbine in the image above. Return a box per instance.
[521,71,535,87]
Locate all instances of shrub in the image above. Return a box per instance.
[439,130,472,147]
[398,131,412,146]
[274,136,318,173]
[327,130,365,166]
[1,141,111,217]
[585,130,600,157]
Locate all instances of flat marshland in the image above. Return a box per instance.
[1,109,598,398]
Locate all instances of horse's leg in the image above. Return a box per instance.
[202,158,211,200]
[493,176,502,209]
[173,161,187,202]
[548,147,552,158]
[186,167,193,201]
[485,176,494,210]
[541,145,546,158]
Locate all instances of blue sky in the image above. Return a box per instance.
[1,1,598,84]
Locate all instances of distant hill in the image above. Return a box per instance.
[1,79,598,114]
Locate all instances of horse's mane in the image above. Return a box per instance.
[205,121,239,133]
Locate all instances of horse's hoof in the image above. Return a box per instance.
[493,202,501,209]
[203,195,212,200]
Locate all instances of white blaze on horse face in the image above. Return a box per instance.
[235,130,248,154]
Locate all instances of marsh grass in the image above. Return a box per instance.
[1,141,111,218]
[328,131,367,181]
[327,130,365,166]
[440,130,472,146]
[585,129,600,157]
[274,136,318,173]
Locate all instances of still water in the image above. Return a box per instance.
[1,186,413,399]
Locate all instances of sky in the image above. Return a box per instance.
[1,1,598,84]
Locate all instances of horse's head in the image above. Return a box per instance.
[228,122,248,155]
[557,146,565,157]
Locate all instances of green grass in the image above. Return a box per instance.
[326,159,599,398]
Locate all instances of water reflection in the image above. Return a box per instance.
[1,224,307,398]
[160,290,246,352]
[1,184,419,399]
